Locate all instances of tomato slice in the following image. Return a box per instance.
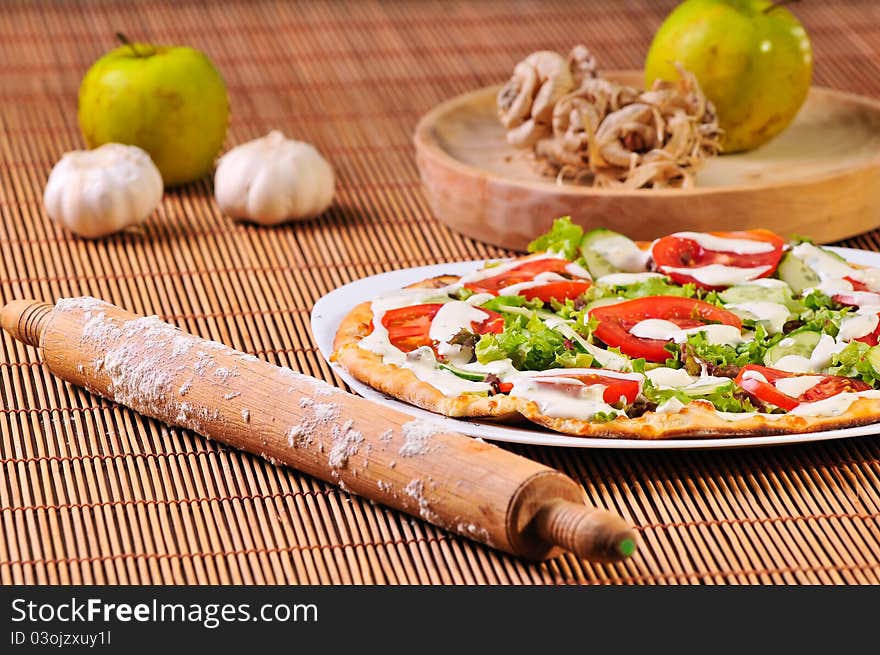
[589,296,742,362]
[465,257,572,295]
[830,297,880,346]
[382,304,444,352]
[844,276,869,292]
[520,280,591,303]
[472,308,505,335]
[834,292,880,308]
[735,364,870,411]
[532,371,641,405]
[380,304,504,353]
[651,229,785,289]
[734,365,800,411]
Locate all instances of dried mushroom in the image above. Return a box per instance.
[497,46,721,189]
[497,51,575,148]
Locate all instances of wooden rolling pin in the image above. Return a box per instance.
[1,297,636,562]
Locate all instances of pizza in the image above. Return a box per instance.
[332,217,880,439]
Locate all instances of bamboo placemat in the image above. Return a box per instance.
[2,0,880,585]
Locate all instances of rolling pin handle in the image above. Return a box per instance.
[1,300,53,348]
[534,499,636,563]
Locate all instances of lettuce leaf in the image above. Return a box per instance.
[668,325,774,370]
[641,380,757,413]
[795,306,848,338]
[527,216,583,260]
[478,294,545,313]
[598,277,698,300]
[627,278,697,299]
[827,341,880,385]
[475,312,594,370]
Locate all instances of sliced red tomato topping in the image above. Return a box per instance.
[381,303,444,352]
[735,364,870,411]
[843,276,869,292]
[833,292,880,308]
[519,280,591,303]
[853,317,880,347]
[589,296,742,362]
[651,229,785,289]
[465,257,572,295]
[471,308,505,335]
[380,304,503,353]
[532,371,641,405]
[829,297,880,346]
[798,375,871,402]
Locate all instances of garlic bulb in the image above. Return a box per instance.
[214,131,335,225]
[43,143,163,239]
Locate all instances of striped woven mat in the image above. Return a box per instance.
[2,0,879,585]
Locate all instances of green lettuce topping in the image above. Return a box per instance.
[475,312,593,370]
[827,341,880,385]
[478,294,545,313]
[641,380,757,413]
[527,216,584,260]
[616,277,698,300]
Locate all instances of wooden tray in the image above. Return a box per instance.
[414,71,880,251]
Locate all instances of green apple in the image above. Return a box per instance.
[78,35,229,186]
[645,0,812,153]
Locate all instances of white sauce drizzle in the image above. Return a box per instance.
[741,369,768,383]
[661,263,772,287]
[498,271,566,296]
[645,367,695,388]
[793,242,880,292]
[655,397,686,414]
[457,253,564,285]
[508,368,643,420]
[565,261,593,280]
[837,308,880,342]
[429,301,489,361]
[724,301,791,335]
[836,291,880,307]
[404,347,492,396]
[629,319,745,346]
[595,272,666,286]
[510,377,621,420]
[771,334,847,373]
[465,292,495,306]
[744,278,790,289]
[671,232,775,254]
[590,235,651,272]
[774,375,824,398]
[790,390,880,417]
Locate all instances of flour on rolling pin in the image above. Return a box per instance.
[60,297,448,483]
[4,296,635,562]
[63,297,365,441]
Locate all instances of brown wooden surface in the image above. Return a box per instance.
[416,77,880,250]
[2,0,880,585]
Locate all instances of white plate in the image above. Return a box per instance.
[310,247,880,450]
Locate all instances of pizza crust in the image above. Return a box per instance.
[332,276,880,439]
[332,277,520,420]
[518,397,880,439]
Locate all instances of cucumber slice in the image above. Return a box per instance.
[681,379,733,397]
[776,251,820,294]
[867,347,880,376]
[763,331,821,366]
[438,363,487,382]
[579,228,646,278]
[719,284,790,306]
